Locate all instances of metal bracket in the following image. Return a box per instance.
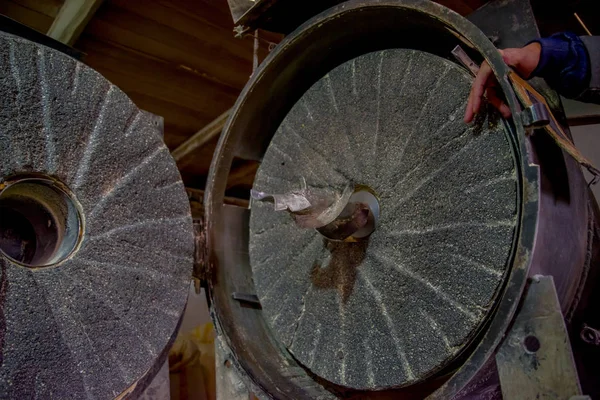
[496,275,585,400]
[521,103,551,128]
[231,292,261,306]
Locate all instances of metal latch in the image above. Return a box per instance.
[521,102,550,127]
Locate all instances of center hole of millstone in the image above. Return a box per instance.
[317,185,379,241]
[0,175,83,268]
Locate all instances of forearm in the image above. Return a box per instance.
[529,32,600,104]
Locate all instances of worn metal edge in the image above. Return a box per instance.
[205,0,540,398]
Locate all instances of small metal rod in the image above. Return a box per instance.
[252,30,259,74]
[574,13,592,36]
[232,292,261,306]
[451,45,480,77]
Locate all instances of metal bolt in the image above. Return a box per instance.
[523,335,541,353]
[580,324,600,346]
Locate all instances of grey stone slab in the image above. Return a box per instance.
[249,49,518,390]
[0,32,193,399]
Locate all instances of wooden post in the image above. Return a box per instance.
[172,108,232,163]
[47,0,104,45]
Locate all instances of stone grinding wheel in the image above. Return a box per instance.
[249,49,518,390]
[0,33,194,398]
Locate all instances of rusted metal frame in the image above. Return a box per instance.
[215,335,254,400]
[205,1,539,399]
[496,276,584,399]
[509,72,600,178]
[465,1,597,397]
[186,187,248,282]
[469,0,593,315]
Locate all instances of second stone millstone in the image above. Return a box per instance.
[249,48,518,390]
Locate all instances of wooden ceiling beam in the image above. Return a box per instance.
[47,0,104,45]
[186,187,249,208]
[226,161,259,189]
[172,108,231,162]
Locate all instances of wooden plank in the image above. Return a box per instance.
[172,108,231,162]
[111,0,264,60]
[161,0,239,32]
[86,61,232,116]
[125,92,212,148]
[113,0,272,57]
[47,0,103,45]
[12,0,63,18]
[0,1,54,33]
[77,37,237,118]
[161,0,283,45]
[177,135,221,177]
[79,35,241,98]
[85,3,253,91]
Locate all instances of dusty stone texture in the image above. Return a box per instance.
[0,32,194,399]
[249,49,518,390]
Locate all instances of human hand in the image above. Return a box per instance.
[464,42,542,123]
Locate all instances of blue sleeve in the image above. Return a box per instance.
[527,32,591,99]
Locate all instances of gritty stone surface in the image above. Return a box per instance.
[249,49,518,390]
[0,32,194,399]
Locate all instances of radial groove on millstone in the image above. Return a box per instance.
[73,85,114,189]
[358,269,415,381]
[39,48,56,172]
[87,145,166,219]
[250,49,518,390]
[0,32,193,399]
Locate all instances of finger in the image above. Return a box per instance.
[464,89,475,122]
[464,61,490,123]
[499,102,512,119]
[464,105,473,123]
[471,61,494,118]
[486,88,512,119]
[464,79,483,123]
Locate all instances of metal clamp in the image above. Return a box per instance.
[521,103,551,128]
